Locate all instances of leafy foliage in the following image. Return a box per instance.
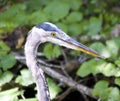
[0,0,120,101]
[47,78,62,100]
[0,41,16,70]
[43,43,61,59]
[43,1,70,22]
[90,42,110,58]
[15,69,34,86]
[66,12,83,23]
[0,53,16,70]
[87,16,102,35]
[93,80,120,101]
[0,4,27,34]
[77,58,120,77]
[0,71,13,86]
[0,88,22,101]
[92,80,109,99]
[15,69,62,100]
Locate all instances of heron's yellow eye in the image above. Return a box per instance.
[51,32,56,37]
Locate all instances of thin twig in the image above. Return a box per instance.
[37,59,61,68]
[56,87,73,101]
[13,52,61,68]
[40,64,95,99]
[60,62,71,78]
[13,52,97,99]
[61,49,68,63]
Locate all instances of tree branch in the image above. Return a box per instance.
[13,52,96,99]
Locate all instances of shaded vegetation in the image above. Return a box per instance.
[0,0,120,101]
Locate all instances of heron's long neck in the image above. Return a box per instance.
[25,32,50,101]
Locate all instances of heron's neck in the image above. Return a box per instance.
[25,32,40,70]
[24,31,50,101]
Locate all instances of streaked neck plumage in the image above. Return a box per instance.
[25,27,50,101]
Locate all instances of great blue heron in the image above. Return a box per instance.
[25,22,103,101]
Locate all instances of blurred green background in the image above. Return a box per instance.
[0,0,120,101]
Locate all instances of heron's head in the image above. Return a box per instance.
[32,22,103,58]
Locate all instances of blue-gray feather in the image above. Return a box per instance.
[36,22,61,32]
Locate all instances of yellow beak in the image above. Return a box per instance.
[59,37,104,59]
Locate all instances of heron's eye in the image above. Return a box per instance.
[51,32,56,37]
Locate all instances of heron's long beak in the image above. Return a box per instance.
[59,37,104,59]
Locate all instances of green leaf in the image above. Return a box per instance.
[57,23,68,33]
[70,50,80,56]
[0,42,16,70]
[115,78,120,86]
[93,80,109,96]
[15,69,34,86]
[44,1,70,21]
[76,59,106,77]
[0,53,16,70]
[0,71,13,86]
[47,78,62,100]
[107,87,120,101]
[104,13,119,25]
[99,63,116,77]
[53,45,61,58]
[90,0,99,4]
[106,38,120,58]
[25,0,45,12]
[106,40,119,56]
[43,43,54,59]
[93,80,109,100]
[76,60,94,77]
[43,43,61,59]
[0,4,27,34]
[90,42,110,58]
[69,0,82,10]
[68,23,83,35]
[93,81,120,101]
[66,12,83,23]
[87,17,102,35]
[77,59,120,77]
[110,37,120,48]
[28,11,49,25]
[96,62,120,77]
[115,59,120,67]
[0,88,21,101]
[0,41,10,54]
